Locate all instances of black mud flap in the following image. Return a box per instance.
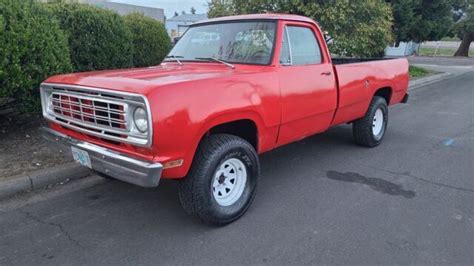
[402,93,409,104]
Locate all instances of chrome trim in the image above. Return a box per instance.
[285,26,293,66]
[51,93,129,128]
[40,83,153,147]
[41,127,162,187]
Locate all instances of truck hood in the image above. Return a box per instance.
[44,63,252,95]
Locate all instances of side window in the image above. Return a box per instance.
[286,26,322,65]
[279,28,291,65]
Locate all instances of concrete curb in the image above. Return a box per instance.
[408,72,455,91]
[0,163,91,200]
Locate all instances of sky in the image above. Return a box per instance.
[109,0,209,18]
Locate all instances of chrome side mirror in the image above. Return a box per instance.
[324,31,333,45]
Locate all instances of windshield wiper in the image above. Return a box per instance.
[164,55,183,65]
[194,57,235,69]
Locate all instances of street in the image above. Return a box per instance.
[1,71,473,265]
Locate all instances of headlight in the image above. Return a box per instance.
[133,107,148,133]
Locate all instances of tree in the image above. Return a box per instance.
[453,2,473,56]
[207,0,394,58]
[389,0,455,44]
[190,7,196,14]
[181,10,186,15]
[208,0,234,18]
[174,11,179,17]
[124,13,171,67]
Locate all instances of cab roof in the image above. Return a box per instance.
[192,13,318,26]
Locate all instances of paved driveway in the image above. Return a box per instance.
[1,72,473,265]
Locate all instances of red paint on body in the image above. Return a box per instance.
[43,14,409,179]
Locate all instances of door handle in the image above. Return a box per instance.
[321,71,332,76]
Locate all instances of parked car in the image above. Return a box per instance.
[41,14,409,225]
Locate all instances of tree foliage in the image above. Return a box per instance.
[124,13,171,67]
[458,3,474,33]
[302,1,393,57]
[389,0,455,43]
[0,0,72,112]
[207,0,394,58]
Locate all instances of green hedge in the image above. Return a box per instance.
[1,2,174,114]
[0,0,72,113]
[49,3,133,72]
[124,13,171,67]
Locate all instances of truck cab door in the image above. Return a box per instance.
[276,23,338,146]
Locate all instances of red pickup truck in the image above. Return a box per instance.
[41,14,409,225]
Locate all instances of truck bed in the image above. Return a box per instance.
[330,58,409,126]
[332,57,394,65]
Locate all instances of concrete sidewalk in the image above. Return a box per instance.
[408,63,474,90]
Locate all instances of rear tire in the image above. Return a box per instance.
[353,96,388,147]
[178,134,259,226]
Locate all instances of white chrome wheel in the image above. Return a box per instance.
[372,108,384,136]
[212,158,247,207]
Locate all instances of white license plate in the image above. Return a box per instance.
[71,147,92,169]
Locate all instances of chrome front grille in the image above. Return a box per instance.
[41,83,152,147]
[51,92,127,131]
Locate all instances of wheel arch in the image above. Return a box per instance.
[205,119,259,151]
[373,87,393,105]
[175,114,263,179]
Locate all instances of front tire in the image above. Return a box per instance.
[178,134,259,226]
[353,96,388,147]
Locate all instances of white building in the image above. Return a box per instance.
[385,41,419,57]
[166,14,208,38]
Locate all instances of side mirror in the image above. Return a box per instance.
[173,36,181,46]
[323,31,333,45]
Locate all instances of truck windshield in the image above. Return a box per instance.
[166,21,276,65]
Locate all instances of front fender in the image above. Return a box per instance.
[148,71,280,179]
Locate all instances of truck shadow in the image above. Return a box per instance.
[258,125,356,172]
[58,125,362,227]
[83,124,375,228]
[3,125,415,261]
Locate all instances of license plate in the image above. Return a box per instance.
[71,147,92,169]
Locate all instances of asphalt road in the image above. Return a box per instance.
[1,71,473,265]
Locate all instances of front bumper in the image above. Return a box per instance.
[41,127,162,187]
